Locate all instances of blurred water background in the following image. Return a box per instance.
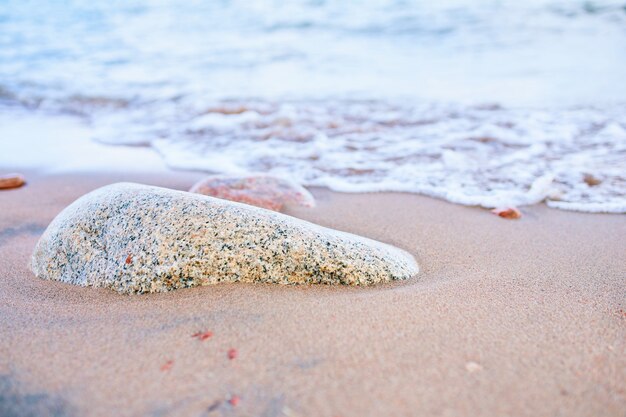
[1,0,625,211]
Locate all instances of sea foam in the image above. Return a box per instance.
[90,100,626,213]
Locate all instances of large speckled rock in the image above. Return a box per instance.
[31,183,418,293]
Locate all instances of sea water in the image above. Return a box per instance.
[1,0,625,212]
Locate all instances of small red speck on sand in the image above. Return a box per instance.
[192,331,213,341]
[227,348,238,360]
[491,207,522,219]
[125,254,132,265]
[160,360,174,371]
[229,395,240,407]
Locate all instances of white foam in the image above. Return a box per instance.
[88,100,626,213]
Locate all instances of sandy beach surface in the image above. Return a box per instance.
[1,171,624,417]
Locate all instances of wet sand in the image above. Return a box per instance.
[1,172,624,417]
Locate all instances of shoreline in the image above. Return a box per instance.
[1,171,624,416]
[2,108,625,216]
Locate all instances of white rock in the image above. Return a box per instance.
[31,183,418,293]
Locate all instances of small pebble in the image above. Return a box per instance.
[465,361,483,373]
[0,173,25,190]
[160,359,174,372]
[583,173,601,187]
[491,207,522,219]
[192,331,213,341]
[206,401,221,412]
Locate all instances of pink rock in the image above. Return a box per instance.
[189,174,315,212]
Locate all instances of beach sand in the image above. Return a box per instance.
[1,172,624,417]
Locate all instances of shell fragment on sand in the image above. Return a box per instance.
[190,174,315,211]
[491,207,522,219]
[0,173,25,190]
[31,183,418,293]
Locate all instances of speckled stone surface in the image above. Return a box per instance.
[31,183,418,293]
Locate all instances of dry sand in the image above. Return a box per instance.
[1,172,624,417]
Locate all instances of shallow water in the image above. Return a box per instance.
[1,0,625,212]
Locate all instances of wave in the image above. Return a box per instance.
[86,98,626,213]
[1,0,625,212]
